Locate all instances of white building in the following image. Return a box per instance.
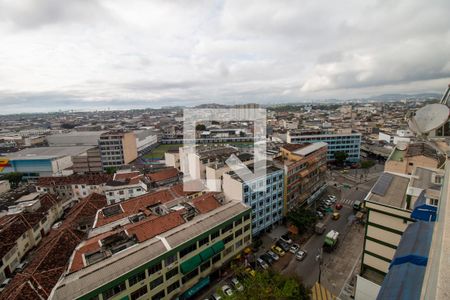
[104,170,148,205]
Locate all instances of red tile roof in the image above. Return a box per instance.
[146,168,179,183]
[36,174,112,187]
[113,171,141,181]
[192,193,221,214]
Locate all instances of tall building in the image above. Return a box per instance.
[355,166,444,300]
[72,147,103,173]
[51,194,252,300]
[222,162,284,236]
[99,131,138,170]
[287,130,361,162]
[274,142,328,212]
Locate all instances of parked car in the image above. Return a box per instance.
[0,278,11,293]
[328,195,336,201]
[280,233,293,244]
[289,243,300,254]
[295,249,308,261]
[316,211,324,219]
[212,293,222,300]
[267,250,280,261]
[230,277,244,292]
[276,240,291,252]
[222,284,234,296]
[260,253,274,265]
[335,203,343,210]
[324,200,332,206]
[271,245,285,256]
[257,258,269,270]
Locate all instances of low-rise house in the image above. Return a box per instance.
[104,170,148,205]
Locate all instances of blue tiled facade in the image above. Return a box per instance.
[289,133,361,162]
[242,169,284,236]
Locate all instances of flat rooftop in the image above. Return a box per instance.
[367,172,410,208]
[7,146,94,160]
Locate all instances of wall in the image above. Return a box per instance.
[355,275,381,300]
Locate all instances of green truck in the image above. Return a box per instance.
[323,230,339,252]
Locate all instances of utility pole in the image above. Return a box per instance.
[316,247,323,284]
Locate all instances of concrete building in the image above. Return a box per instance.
[385,142,443,175]
[0,180,10,194]
[135,129,159,155]
[104,170,148,205]
[355,167,444,300]
[274,143,328,212]
[51,194,252,300]
[47,131,107,146]
[287,130,361,162]
[99,131,138,170]
[72,147,103,173]
[223,162,284,236]
[0,146,94,178]
[0,194,63,282]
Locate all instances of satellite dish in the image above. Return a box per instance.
[409,103,449,134]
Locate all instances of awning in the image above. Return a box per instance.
[377,263,425,300]
[180,255,202,274]
[411,191,437,222]
[390,221,433,268]
[181,276,210,299]
[211,240,225,254]
[199,246,215,261]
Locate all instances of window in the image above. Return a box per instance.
[129,271,146,286]
[130,286,148,300]
[102,282,126,299]
[165,254,177,266]
[212,254,221,264]
[234,229,243,238]
[150,276,163,290]
[223,234,233,244]
[180,243,197,258]
[244,235,251,244]
[182,268,199,284]
[221,223,233,234]
[235,239,243,249]
[198,236,209,247]
[200,260,211,272]
[165,268,178,280]
[148,262,162,276]
[235,218,242,226]
[152,290,165,300]
[223,246,233,256]
[167,280,180,294]
[243,213,250,221]
[244,224,250,232]
[210,230,220,240]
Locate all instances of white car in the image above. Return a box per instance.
[267,250,280,261]
[295,249,308,261]
[0,278,11,293]
[257,258,269,270]
[230,277,244,292]
[221,284,234,296]
[289,243,300,254]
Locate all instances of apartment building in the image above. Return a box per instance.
[223,162,284,236]
[51,195,252,300]
[72,147,103,173]
[355,167,443,300]
[287,130,361,162]
[274,142,328,212]
[99,131,138,170]
[104,171,148,205]
[0,193,63,282]
[385,142,443,175]
[36,173,111,206]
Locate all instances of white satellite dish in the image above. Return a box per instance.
[409,103,449,134]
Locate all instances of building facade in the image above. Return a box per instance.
[287,130,361,162]
[223,163,284,236]
[99,131,138,170]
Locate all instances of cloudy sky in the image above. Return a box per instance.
[0,0,449,113]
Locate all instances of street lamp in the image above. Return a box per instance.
[315,247,323,284]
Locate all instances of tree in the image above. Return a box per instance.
[360,160,375,169]
[287,207,317,233]
[105,167,117,175]
[195,124,206,131]
[61,123,76,129]
[334,151,348,166]
[4,172,23,188]
[227,268,310,300]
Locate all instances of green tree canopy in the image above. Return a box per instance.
[334,151,348,166]
[226,268,310,300]
[287,207,317,233]
[4,172,23,188]
[195,124,206,131]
